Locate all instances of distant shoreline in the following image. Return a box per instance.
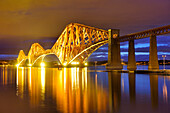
[0,59,170,66]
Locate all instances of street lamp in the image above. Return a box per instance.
[121,59,124,64]
[162,55,166,70]
[95,61,97,70]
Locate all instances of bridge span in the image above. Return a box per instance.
[17,23,170,70]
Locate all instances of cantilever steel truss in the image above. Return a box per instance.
[51,23,109,64]
[17,23,109,65]
[17,23,170,65]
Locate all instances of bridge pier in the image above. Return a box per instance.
[127,40,136,71]
[106,29,123,70]
[148,35,159,70]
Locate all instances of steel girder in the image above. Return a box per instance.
[17,23,170,65]
[51,23,109,64]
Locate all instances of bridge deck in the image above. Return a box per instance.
[119,25,170,42]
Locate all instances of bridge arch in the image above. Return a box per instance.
[68,40,108,64]
[17,50,26,63]
[31,53,62,66]
[18,59,27,66]
[27,43,46,64]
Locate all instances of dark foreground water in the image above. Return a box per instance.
[0,65,170,113]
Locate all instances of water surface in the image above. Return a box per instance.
[0,65,170,113]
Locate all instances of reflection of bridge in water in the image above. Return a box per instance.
[17,23,170,70]
[1,66,169,112]
[15,67,160,112]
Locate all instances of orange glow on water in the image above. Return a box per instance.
[1,66,170,112]
[15,67,109,113]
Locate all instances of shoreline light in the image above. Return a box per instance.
[84,63,88,66]
[71,62,79,65]
[63,62,67,66]
[28,64,32,67]
[40,62,45,67]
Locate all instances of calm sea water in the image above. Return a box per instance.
[0,65,170,113]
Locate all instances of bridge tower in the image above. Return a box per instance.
[106,29,123,70]
[127,40,136,71]
[148,35,159,70]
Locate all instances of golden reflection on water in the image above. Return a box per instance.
[28,67,32,95]
[0,66,167,112]
[17,67,25,99]
[15,67,109,113]
[41,67,45,103]
[0,66,15,85]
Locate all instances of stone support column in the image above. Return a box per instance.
[127,40,136,71]
[106,29,123,70]
[148,35,159,70]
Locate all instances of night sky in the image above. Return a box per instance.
[0,0,170,61]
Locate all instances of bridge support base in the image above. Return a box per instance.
[106,29,123,70]
[148,35,159,70]
[127,40,136,71]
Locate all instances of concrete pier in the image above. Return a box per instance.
[127,40,136,71]
[106,29,123,70]
[148,35,159,70]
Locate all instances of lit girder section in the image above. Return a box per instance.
[17,50,27,65]
[17,23,170,66]
[51,23,109,64]
[68,40,108,64]
[27,43,46,64]
[17,23,109,66]
[119,25,170,42]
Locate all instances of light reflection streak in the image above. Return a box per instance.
[82,69,85,90]
[64,68,66,91]
[71,67,79,90]
[95,73,98,87]
[121,74,125,93]
[28,67,32,94]
[15,67,25,98]
[77,68,79,89]
[84,67,87,89]
[21,67,24,99]
[41,67,45,99]
[16,67,19,96]
[2,67,9,85]
[0,66,14,85]
[71,68,74,89]
[163,77,168,103]
[21,67,24,86]
[3,67,4,85]
[5,67,7,85]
